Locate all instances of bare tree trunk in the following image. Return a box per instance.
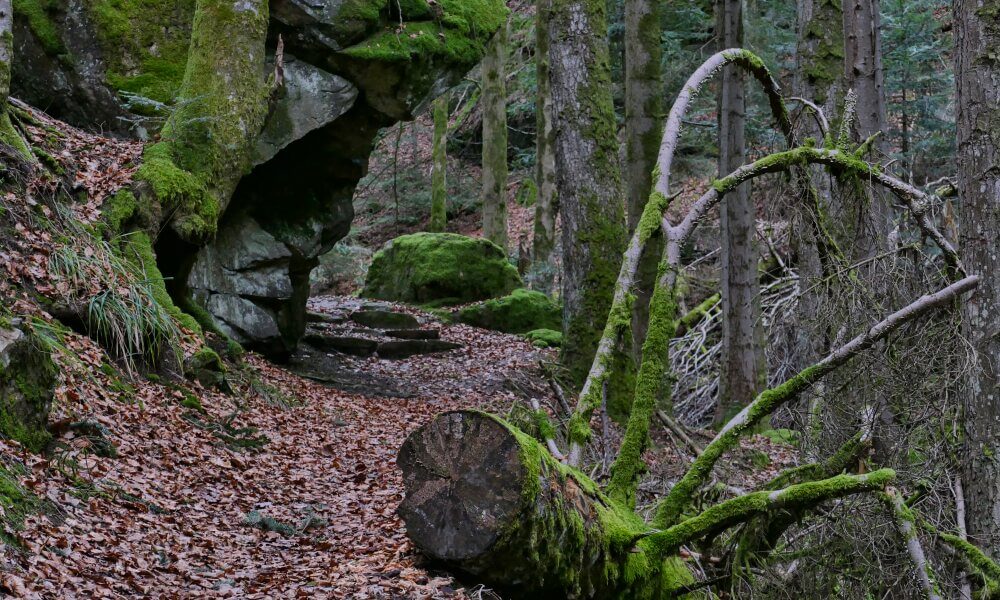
[532,0,558,288]
[481,17,509,250]
[549,0,630,391]
[624,0,663,359]
[955,0,1000,559]
[715,0,765,425]
[429,93,448,233]
[842,0,890,260]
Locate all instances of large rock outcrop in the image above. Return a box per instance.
[11,0,506,357]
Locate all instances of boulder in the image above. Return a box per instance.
[0,322,57,452]
[362,233,522,305]
[386,329,439,340]
[456,289,561,334]
[523,328,563,349]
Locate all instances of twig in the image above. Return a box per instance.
[657,410,703,456]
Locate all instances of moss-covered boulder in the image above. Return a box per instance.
[362,233,522,305]
[456,289,561,334]
[0,323,57,452]
[523,328,562,348]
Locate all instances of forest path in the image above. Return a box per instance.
[3,298,552,599]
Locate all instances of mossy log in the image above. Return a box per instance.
[397,410,694,599]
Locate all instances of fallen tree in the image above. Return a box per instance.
[398,51,994,597]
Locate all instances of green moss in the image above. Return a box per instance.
[101,189,139,233]
[457,289,561,334]
[85,0,195,104]
[0,463,40,548]
[341,0,507,64]
[13,0,65,55]
[135,0,270,243]
[524,328,562,348]
[362,233,522,304]
[759,428,800,446]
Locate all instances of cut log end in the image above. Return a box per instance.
[397,411,525,561]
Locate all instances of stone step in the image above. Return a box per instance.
[350,310,420,330]
[385,329,440,340]
[302,334,378,357]
[376,340,461,359]
[306,311,348,325]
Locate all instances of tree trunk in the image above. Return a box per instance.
[842,0,890,260]
[715,0,765,425]
[549,0,630,392]
[955,0,1000,558]
[531,0,558,292]
[135,0,271,245]
[624,0,663,360]
[481,18,509,250]
[429,93,448,233]
[398,410,694,598]
[0,0,30,158]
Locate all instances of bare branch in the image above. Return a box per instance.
[652,275,979,528]
[881,489,943,600]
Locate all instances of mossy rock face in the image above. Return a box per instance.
[457,289,561,334]
[362,233,522,305]
[0,323,57,452]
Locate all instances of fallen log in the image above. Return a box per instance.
[397,410,694,598]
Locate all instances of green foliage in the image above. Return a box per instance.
[362,232,522,304]
[0,461,42,547]
[456,288,561,334]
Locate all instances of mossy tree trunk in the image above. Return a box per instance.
[623,0,663,360]
[531,0,558,291]
[429,92,448,233]
[714,0,765,426]
[955,0,1000,559]
[548,0,631,401]
[0,0,30,158]
[481,17,509,250]
[134,0,272,245]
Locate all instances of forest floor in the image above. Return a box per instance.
[0,294,557,598]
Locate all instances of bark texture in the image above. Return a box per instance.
[548,0,629,389]
[624,0,663,358]
[531,0,558,288]
[398,411,693,598]
[955,0,1000,558]
[430,93,448,233]
[481,18,509,250]
[715,0,765,425]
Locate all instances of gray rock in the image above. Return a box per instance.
[385,329,440,340]
[207,294,283,347]
[254,55,358,166]
[376,340,462,360]
[0,322,57,451]
[302,334,378,357]
[351,310,420,330]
